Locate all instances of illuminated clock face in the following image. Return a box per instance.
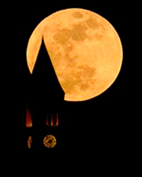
[43,135,57,148]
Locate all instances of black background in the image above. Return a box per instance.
[11,0,128,162]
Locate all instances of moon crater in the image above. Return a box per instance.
[53,29,71,45]
[62,65,96,94]
[53,22,89,45]
[86,18,100,29]
[72,12,83,19]
[71,23,88,41]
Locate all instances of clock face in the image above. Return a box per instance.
[43,135,57,148]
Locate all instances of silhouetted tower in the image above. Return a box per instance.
[30,38,64,149]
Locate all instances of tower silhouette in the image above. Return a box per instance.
[29,38,65,150]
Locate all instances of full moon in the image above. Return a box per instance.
[26,8,123,101]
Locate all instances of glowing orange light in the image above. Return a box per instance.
[27,136,32,149]
[56,113,59,126]
[46,116,49,126]
[51,114,54,126]
[46,113,59,126]
[26,107,32,128]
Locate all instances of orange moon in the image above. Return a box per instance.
[26,8,123,101]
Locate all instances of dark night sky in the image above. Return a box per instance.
[14,1,128,160]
